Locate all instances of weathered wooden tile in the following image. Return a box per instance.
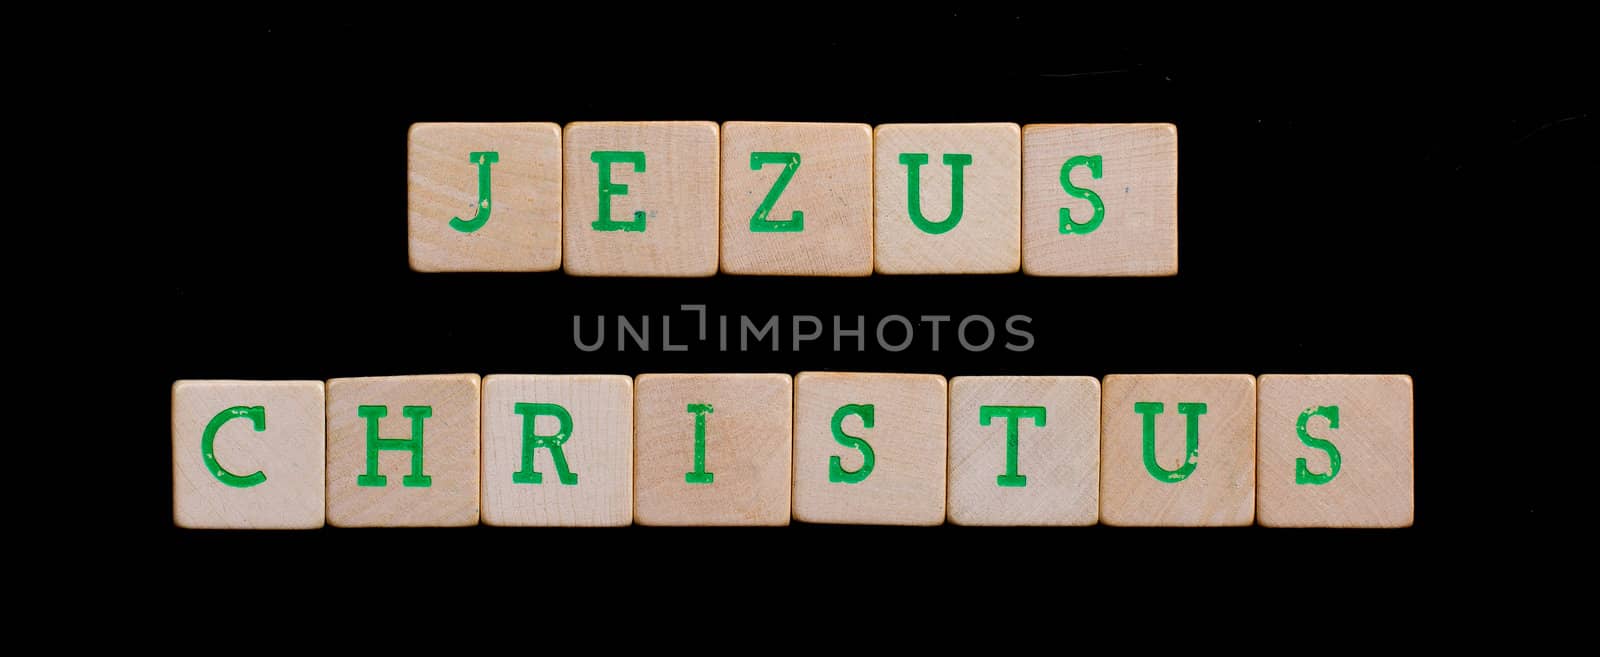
[947,376,1099,526]
[720,122,873,276]
[1101,374,1255,526]
[873,123,1021,274]
[171,380,326,529]
[326,374,480,527]
[408,122,562,272]
[1022,123,1177,276]
[633,373,791,526]
[563,121,719,277]
[792,372,947,525]
[481,375,633,527]
[1257,375,1413,528]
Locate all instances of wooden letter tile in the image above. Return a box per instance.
[947,376,1099,526]
[873,123,1021,274]
[172,380,326,529]
[1257,375,1413,527]
[633,373,792,526]
[792,372,947,525]
[480,375,633,527]
[408,122,562,272]
[563,121,720,277]
[720,122,873,276]
[1101,374,1255,526]
[1022,123,1177,276]
[326,374,480,527]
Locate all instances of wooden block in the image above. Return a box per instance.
[171,380,326,529]
[1101,374,1255,526]
[947,376,1099,526]
[326,374,480,527]
[633,373,792,525]
[563,121,719,277]
[408,122,562,272]
[792,372,947,525]
[1022,123,1178,276]
[720,122,873,276]
[480,374,633,527]
[1257,375,1414,527]
[873,123,1021,274]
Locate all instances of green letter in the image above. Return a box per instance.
[829,404,876,484]
[899,153,972,234]
[1295,405,1343,485]
[591,150,647,232]
[355,405,433,488]
[1135,401,1205,483]
[512,402,578,486]
[448,151,499,233]
[980,405,1046,488]
[685,403,714,484]
[750,151,803,232]
[200,405,267,488]
[1058,154,1105,235]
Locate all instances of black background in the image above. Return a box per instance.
[113,14,1585,621]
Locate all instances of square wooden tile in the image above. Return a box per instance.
[172,380,325,529]
[481,374,633,527]
[720,122,873,276]
[793,372,947,525]
[1257,375,1414,528]
[408,122,562,272]
[1101,374,1255,526]
[563,121,719,277]
[327,374,480,527]
[873,123,1021,274]
[1022,123,1178,276]
[634,373,792,526]
[947,376,1099,526]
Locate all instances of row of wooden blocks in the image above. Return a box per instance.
[409,122,1177,276]
[174,373,1412,528]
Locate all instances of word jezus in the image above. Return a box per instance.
[407,122,1177,277]
[172,373,1412,529]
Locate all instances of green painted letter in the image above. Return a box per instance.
[201,405,267,488]
[980,405,1046,488]
[900,153,972,234]
[1135,401,1205,483]
[685,403,714,484]
[829,404,876,484]
[449,151,499,233]
[591,150,647,232]
[1058,154,1105,235]
[750,151,803,232]
[513,402,578,486]
[1295,405,1342,485]
[356,405,433,488]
